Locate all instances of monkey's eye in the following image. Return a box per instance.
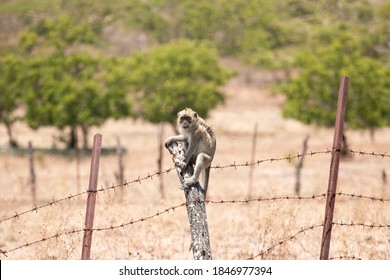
[181,116,191,123]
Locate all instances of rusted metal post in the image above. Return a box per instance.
[320,76,349,260]
[28,141,36,206]
[81,133,102,260]
[166,141,212,260]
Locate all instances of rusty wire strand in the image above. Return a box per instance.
[249,220,390,260]
[2,189,389,225]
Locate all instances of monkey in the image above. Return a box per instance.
[165,108,216,199]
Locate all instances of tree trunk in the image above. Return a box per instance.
[5,122,18,148]
[341,133,349,156]
[81,124,89,150]
[68,126,77,149]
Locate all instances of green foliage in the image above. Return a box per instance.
[0,53,25,146]
[2,0,388,70]
[17,15,132,147]
[127,39,234,124]
[281,32,390,130]
[24,53,130,129]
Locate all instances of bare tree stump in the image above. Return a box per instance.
[165,141,212,260]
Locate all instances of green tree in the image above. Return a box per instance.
[127,39,234,125]
[0,53,24,147]
[21,15,132,148]
[281,33,390,140]
[24,52,132,149]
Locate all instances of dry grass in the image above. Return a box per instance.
[1,68,389,260]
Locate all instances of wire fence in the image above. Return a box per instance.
[0,147,389,259]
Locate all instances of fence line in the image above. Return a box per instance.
[2,191,390,258]
[2,189,390,226]
[1,147,388,225]
[249,221,390,260]
[249,223,324,260]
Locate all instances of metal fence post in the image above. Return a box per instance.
[81,133,102,260]
[320,76,349,260]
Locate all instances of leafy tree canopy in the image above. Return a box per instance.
[18,15,132,148]
[282,32,390,131]
[127,39,235,124]
[0,53,25,146]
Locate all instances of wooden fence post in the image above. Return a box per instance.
[81,133,102,260]
[114,137,125,199]
[157,124,165,199]
[74,127,81,194]
[295,135,309,195]
[320,76,349,260]
[248,122,258,198]
[165,141,212,260]
[28,141,36,206]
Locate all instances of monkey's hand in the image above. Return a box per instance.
[164,137,174,148]
[181,175,197,190]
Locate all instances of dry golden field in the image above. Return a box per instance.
[1,66,390,260]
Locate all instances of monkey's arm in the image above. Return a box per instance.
[165,135,187,148]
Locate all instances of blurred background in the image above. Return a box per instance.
[0,0,390,260]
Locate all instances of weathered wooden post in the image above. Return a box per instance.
[248,122,258,198]
[295,135,310,195]
[115,138,125,184]
[320,76,349,260]
[165,141,212,260]
[81,133,102,260]
[157,124,165,199]
[28,141,36,206]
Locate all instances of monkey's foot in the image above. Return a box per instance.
[181,177,197,189]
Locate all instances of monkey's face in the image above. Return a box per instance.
[177,108,198,131]
[180,115,192,129]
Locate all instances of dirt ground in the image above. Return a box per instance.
[1,63,389,260]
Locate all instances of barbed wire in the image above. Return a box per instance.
[1,147,388,225]
[1,147,389,258]
[249,220,390,260]
[206,194,326,204]
[0,167,175,224]
[329,255,362,260]
[0,202,187,257]
[337,192,390,202]
[2,188,389,226]
[3,191,390,259]
[248,223,324,260]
